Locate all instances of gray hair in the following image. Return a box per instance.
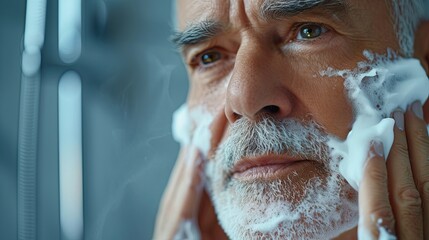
[390,0,429,56]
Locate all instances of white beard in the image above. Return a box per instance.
[204,117,359,240]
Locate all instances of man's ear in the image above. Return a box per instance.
[414,20,429,74]
[414,20,429,123]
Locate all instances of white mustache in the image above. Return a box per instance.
[215,116,330,173]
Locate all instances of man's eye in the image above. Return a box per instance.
[296,24,327,40]
[200,51,222,65]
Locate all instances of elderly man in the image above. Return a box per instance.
[155,0,429,239]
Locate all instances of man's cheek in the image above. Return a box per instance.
[208,108,228,159]
[325,51,429,191]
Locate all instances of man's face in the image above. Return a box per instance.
[175,0,401,238]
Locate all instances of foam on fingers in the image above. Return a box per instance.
[324,53,429,191]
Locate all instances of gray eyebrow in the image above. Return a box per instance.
[171,0,347,49]
[261,0,347,20]
[171,20,225,49]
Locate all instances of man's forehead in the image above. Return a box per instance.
[173,0,350,49]
[176,0,346,30]
[176,0,229,30]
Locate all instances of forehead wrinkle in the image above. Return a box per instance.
[260,0,347,20]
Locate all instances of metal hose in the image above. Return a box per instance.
[17,72,41,240]
[18,0,46,238]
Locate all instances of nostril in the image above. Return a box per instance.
[263,105,280,114]
[233,112,241,121]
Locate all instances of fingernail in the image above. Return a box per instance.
[392,110,404,131]
[411,101,424,120]
[372,141,384,157]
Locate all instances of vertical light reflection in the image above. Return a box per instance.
[58,0,81,63]
[58,71,84,240]
[23,0,47,50]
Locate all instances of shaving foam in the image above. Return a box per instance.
[172,104,192,146]
[324,52,429,190]
[358,217,397,240]
[172,104,214,157]
[171,104,214,240]
[173,219,201,240]
[206,117,359,239]
[376,218,397,240]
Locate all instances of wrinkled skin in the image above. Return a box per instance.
[155,0,429,239]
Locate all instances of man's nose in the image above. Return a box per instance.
[225,43,293,123]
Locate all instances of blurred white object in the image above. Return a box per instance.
[59,0,82,63]
[59,71,84,240]
[24,0,47,50]
[21,47,41,77]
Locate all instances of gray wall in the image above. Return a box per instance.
[0,0,187,239]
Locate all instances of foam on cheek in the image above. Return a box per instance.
[171,104,214,239]
[189,107,214,157]
[172,104,192,146]
[324,55,429,191]
[172,104,214,158]
[335,117,394,190]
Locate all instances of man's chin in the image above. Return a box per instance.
[207,162,359,240]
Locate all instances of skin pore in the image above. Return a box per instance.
[158,0,429,239]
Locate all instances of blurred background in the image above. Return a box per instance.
[0,0,188,239]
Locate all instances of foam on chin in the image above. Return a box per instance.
[324,53,429,191]
[206,156,359,240]
[205,118,359,240]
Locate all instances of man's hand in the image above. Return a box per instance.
[154,146,227,240]
[359,101,429,239]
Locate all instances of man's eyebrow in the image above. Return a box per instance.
[261,0,348,20]
[171,20,225,49]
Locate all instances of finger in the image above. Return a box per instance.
[155,146,204,239]
[387,110,423,239]
[405,101,429,237]
[176,146,205,219]
[359,141,396,239]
